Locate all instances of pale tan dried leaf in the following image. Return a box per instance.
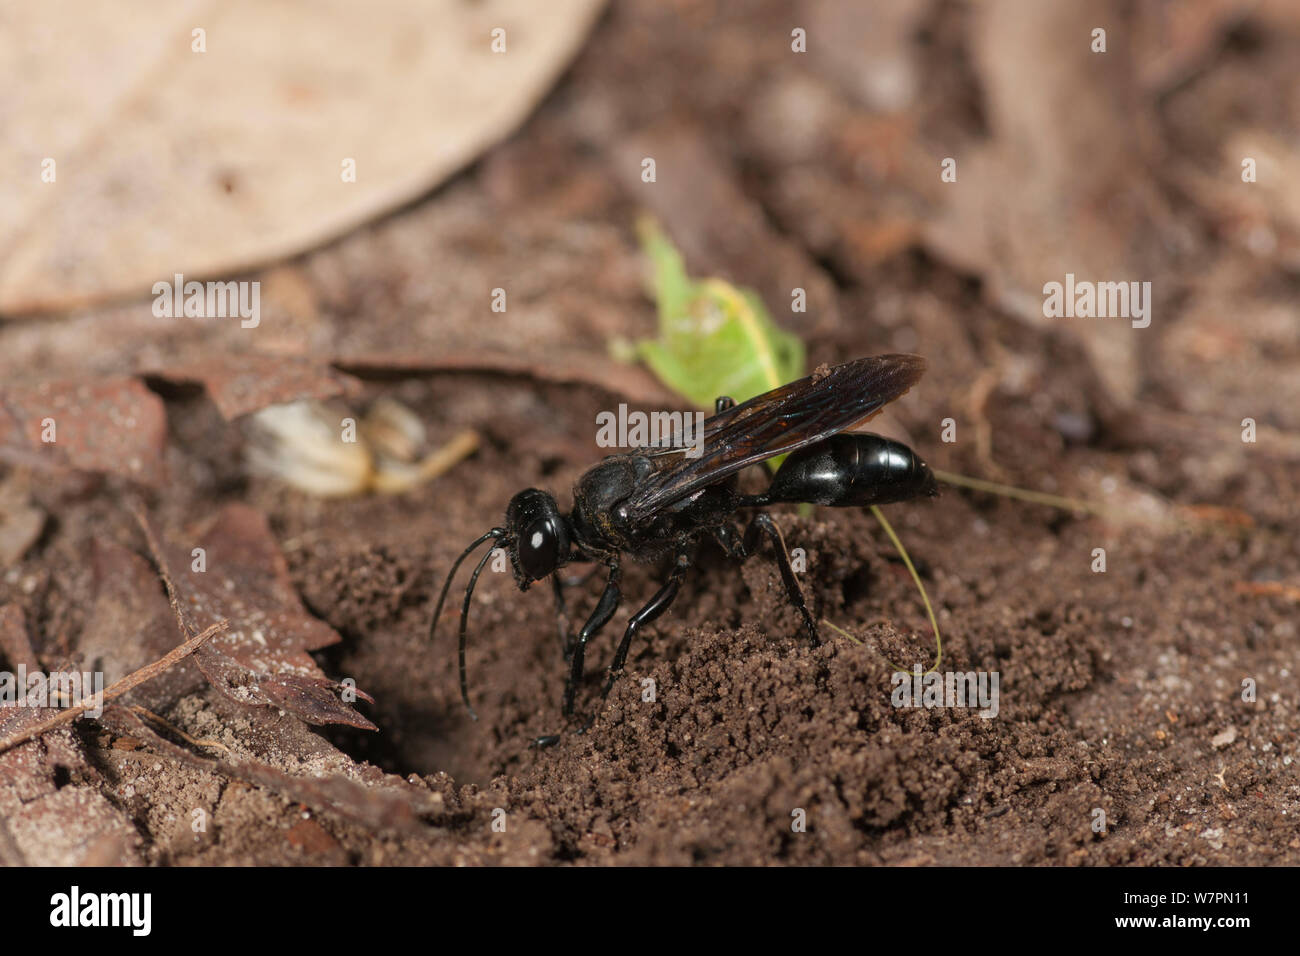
[0,0,606,313]
[922,0,1169,406]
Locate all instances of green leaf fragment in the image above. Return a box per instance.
[631,217,805,410]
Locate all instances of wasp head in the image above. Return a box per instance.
[504,488,570,590]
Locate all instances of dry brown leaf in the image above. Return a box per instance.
[0,618,226,756]
[147,352,363,420]
[0,489,45,569]
[923,0,1171,406]
[0,776,142,866]
[334,349,680,407]
[0,609,141,866]
[84,506,376,728]
[83,540,210,711]
[163,504,377,729]
[103,706,433,835]
[0,377,168,485]
[0,604,39,672]
[0,0,606,313]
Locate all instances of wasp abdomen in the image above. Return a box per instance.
[761,433,937,508]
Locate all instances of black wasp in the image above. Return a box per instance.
[431,354,938,741]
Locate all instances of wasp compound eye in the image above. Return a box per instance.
[519,519,560,580]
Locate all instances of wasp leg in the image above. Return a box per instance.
[580,549,693,734]
[717,513,820,646]
[550,563,603,659]
[550,575,574,659]
[747,513,820,646]
[712,522,743,558]
[561,561,621,717]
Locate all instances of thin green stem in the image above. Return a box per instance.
[824,507,942,676]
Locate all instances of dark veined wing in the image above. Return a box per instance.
[621,353,926,521]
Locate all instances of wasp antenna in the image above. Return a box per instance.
[429,529,503,719]
[458,542,501,721]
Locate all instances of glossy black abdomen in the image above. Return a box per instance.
[761,433,937,507]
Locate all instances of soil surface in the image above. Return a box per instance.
[1,0,1297,866]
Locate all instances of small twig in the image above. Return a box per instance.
[932,468,1258,538]
[0,620,226,755]
[1235,580,1300,602]
[125,704,231,754]
[964,365,1006,482]
[331,350,678,407]
[130,502,200,637]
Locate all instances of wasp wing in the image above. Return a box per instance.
[621,353,926,521]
